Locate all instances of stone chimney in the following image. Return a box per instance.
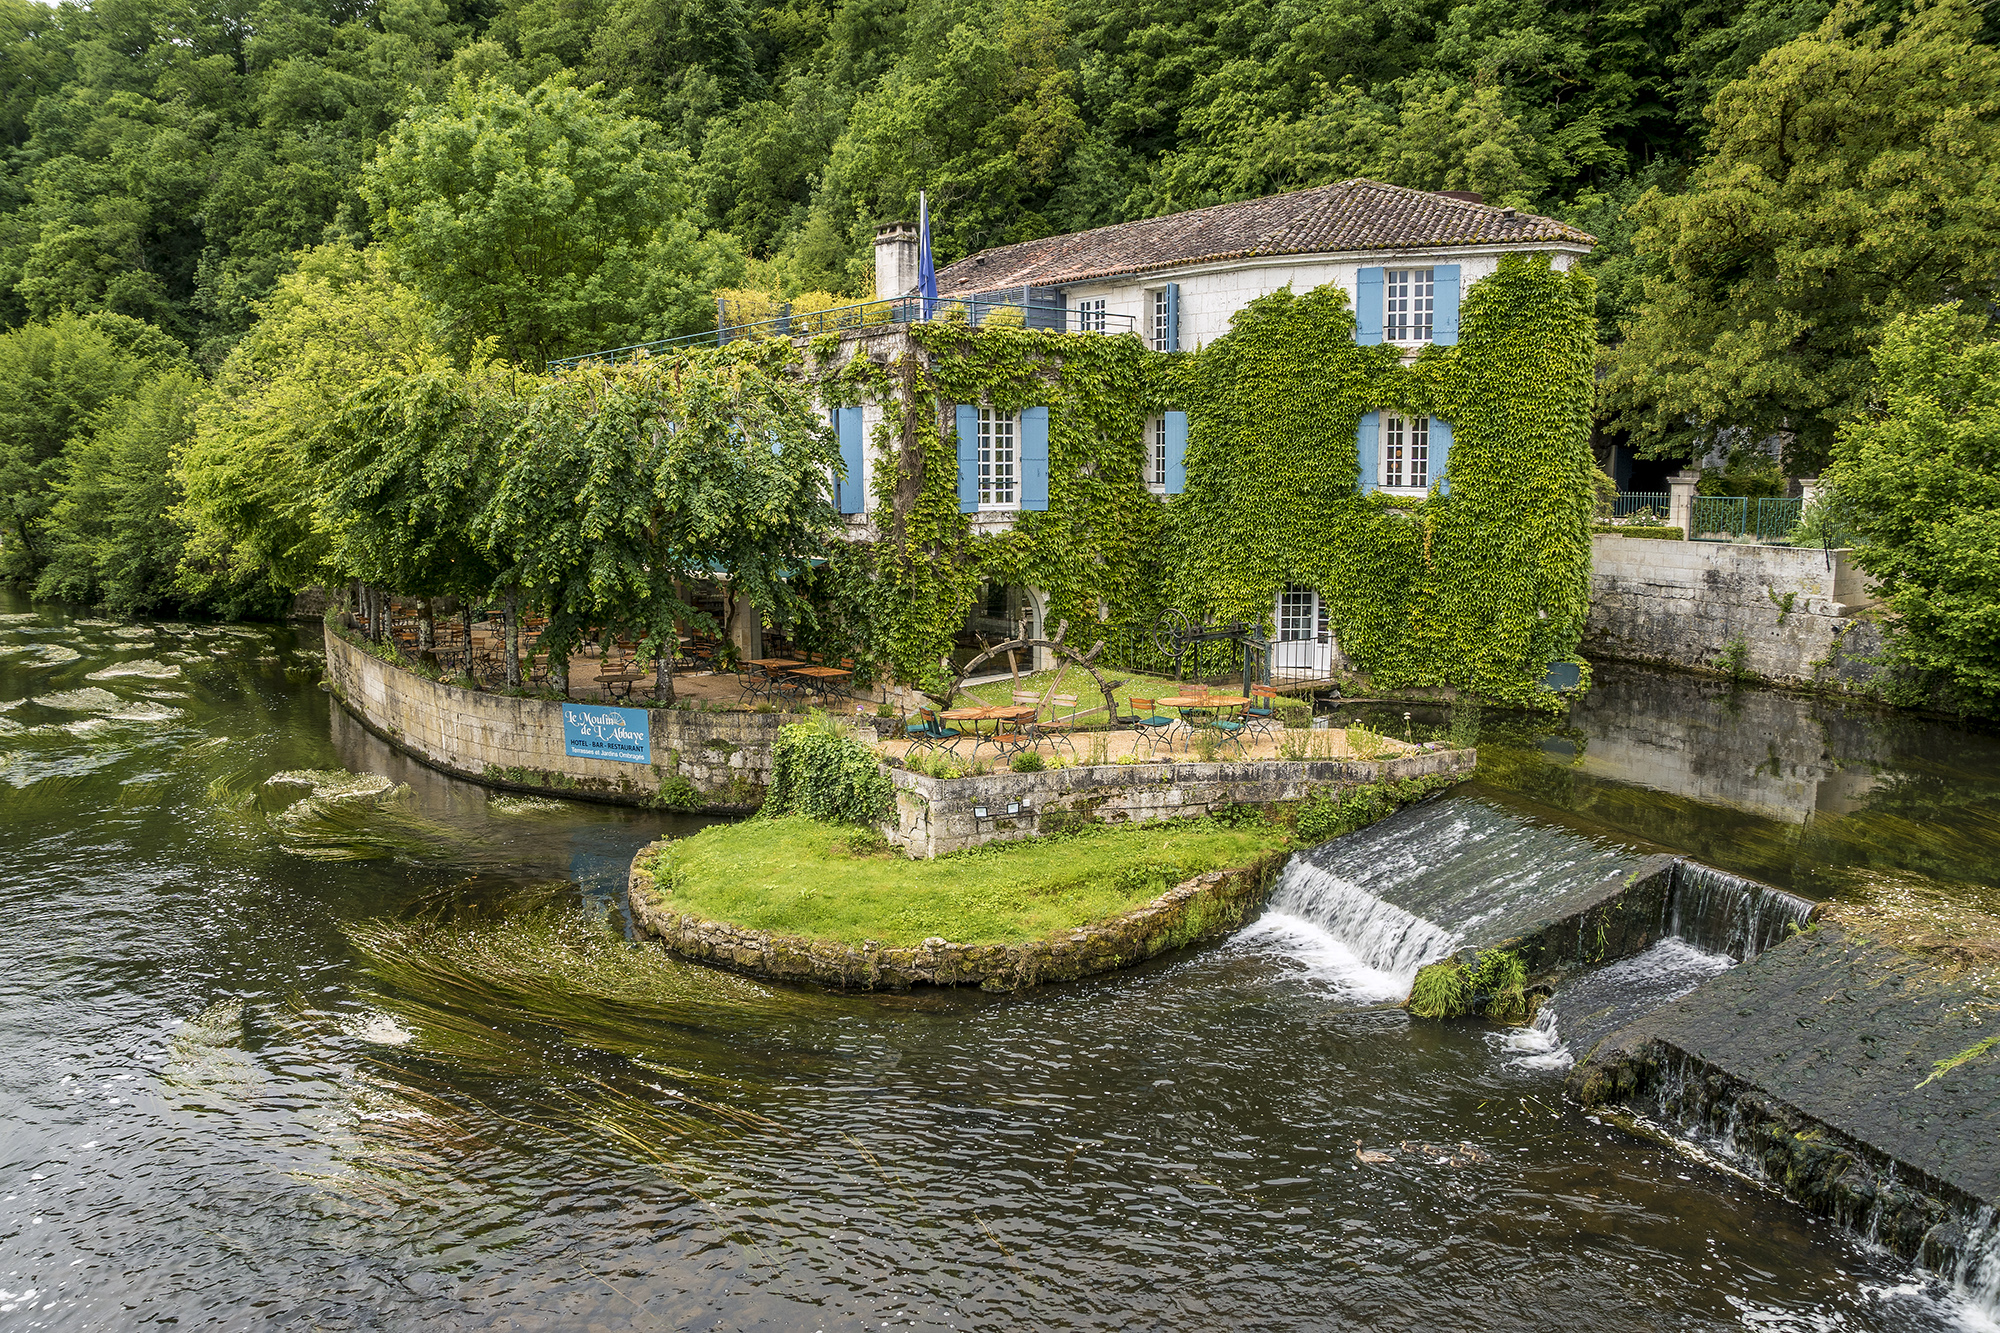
[874,221,919,301]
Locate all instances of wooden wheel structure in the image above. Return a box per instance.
[926,619,1127,721]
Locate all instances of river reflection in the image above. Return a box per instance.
[0,600,1991,1331]
[1455,662,2000,912]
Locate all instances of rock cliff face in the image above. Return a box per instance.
[626,844,1289,991]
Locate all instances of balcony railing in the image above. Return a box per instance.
[547,295,1140,372]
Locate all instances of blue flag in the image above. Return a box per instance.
[918,190,937,320]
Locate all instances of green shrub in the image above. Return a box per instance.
[1010,751,1045,773]
[1468,949,1529,1019]
[1407,959,1470,1018]
[763,710,894,825]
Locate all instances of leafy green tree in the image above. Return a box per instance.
[481,343,841,699]
[1825,303,2000,712]
[1602,0,2000,472]
[32,369,237,614]
[0,310,188,583]
[364,74,736,367]
[314,366,509,635]
[177,243,450,602]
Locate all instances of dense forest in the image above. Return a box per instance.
[3,0,2000,715]
[0,0,1927,359]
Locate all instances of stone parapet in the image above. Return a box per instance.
[322,626,794,810]
[628,842,1290,990]
[1584,534,1884,687]
[883,748,1477,858]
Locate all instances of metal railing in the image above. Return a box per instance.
[1604,492,1671,524]
[548,295,1140,371]
[1691,496,1803,542]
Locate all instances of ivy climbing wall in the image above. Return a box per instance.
[792,254,1596,708]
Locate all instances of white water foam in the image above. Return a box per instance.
[1230,856,1461,1000]
[1493,936,1737,1072]
[1230,911,1420,1002]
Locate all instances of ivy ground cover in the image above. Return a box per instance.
[643,816,1291,947]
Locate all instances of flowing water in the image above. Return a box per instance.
[2,601,1997,1331]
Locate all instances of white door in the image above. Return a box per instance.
[1273,586,1329,679]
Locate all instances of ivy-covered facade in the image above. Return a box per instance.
[783,258,1594,709]
[764,184,1601,708]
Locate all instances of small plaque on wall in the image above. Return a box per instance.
[562,703,652,763]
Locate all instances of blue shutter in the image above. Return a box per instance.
[955,404,980,511]
[1164,282,1180,351]
[1164,410,1188,495]
[1432,265,1460,346]
[1356,268,1384,345]
[1431,417,1452,494]
[836,406,864,514]
[1020,406,1049,510]
[1357,411,1380,493]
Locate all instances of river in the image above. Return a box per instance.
[1,594,1994,1331]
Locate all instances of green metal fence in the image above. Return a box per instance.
[1608,492,1671,522]
[1691,496,1803,542]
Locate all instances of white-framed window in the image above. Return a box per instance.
[1386,268,1435,345]
[1146,414,1168,492]
[1077,297,1107,333]
[979,406,1017,509]
[1149,290,1173,350]
[1278,586,1321,641]
[1383,414,1430,490]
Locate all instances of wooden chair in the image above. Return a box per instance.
[1126,697,1175,756]
[1245,685,1283,739]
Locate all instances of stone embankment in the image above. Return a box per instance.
[1585,534,1884,688]
[627,844,1289,991]
[323,627,792,810]
[885,749,1476,856]
[1568,924,2000,1287]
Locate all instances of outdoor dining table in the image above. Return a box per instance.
[939,704,1037,757]
[743,657,805,702]
[594,670,645,700]
[1158,695,1251,751]
[785,664,854,705]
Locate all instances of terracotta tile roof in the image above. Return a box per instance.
[931,179,1595,295]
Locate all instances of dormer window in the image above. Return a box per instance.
[1386,268,1434,345]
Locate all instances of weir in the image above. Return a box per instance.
[1245,794,1997,1321]
[1251,797,1816,1002]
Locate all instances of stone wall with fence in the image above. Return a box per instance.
[882,747,1478,858]
[1584,534,1884,688]
[323,627,794,809]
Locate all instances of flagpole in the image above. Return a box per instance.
[918,191,938,322]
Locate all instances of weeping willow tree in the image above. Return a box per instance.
[480,341,843,701]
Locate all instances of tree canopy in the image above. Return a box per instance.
[1827,303,2000,709]
[1603,0,2000,471]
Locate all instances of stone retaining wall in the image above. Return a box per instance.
[1585,534,1885,687]
[627,842,1290,990]
[1568,926,2000,1280]
[323,627,795,810]
[883,748,1477,858]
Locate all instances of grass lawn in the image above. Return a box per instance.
[642,815,1294,948]
[951,667,1312,723]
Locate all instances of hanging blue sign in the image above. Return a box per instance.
[562,703,652,763]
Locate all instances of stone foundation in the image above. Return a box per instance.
[884,748,1477,858]
[627,843,1290,990]
[323,626,794,810]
